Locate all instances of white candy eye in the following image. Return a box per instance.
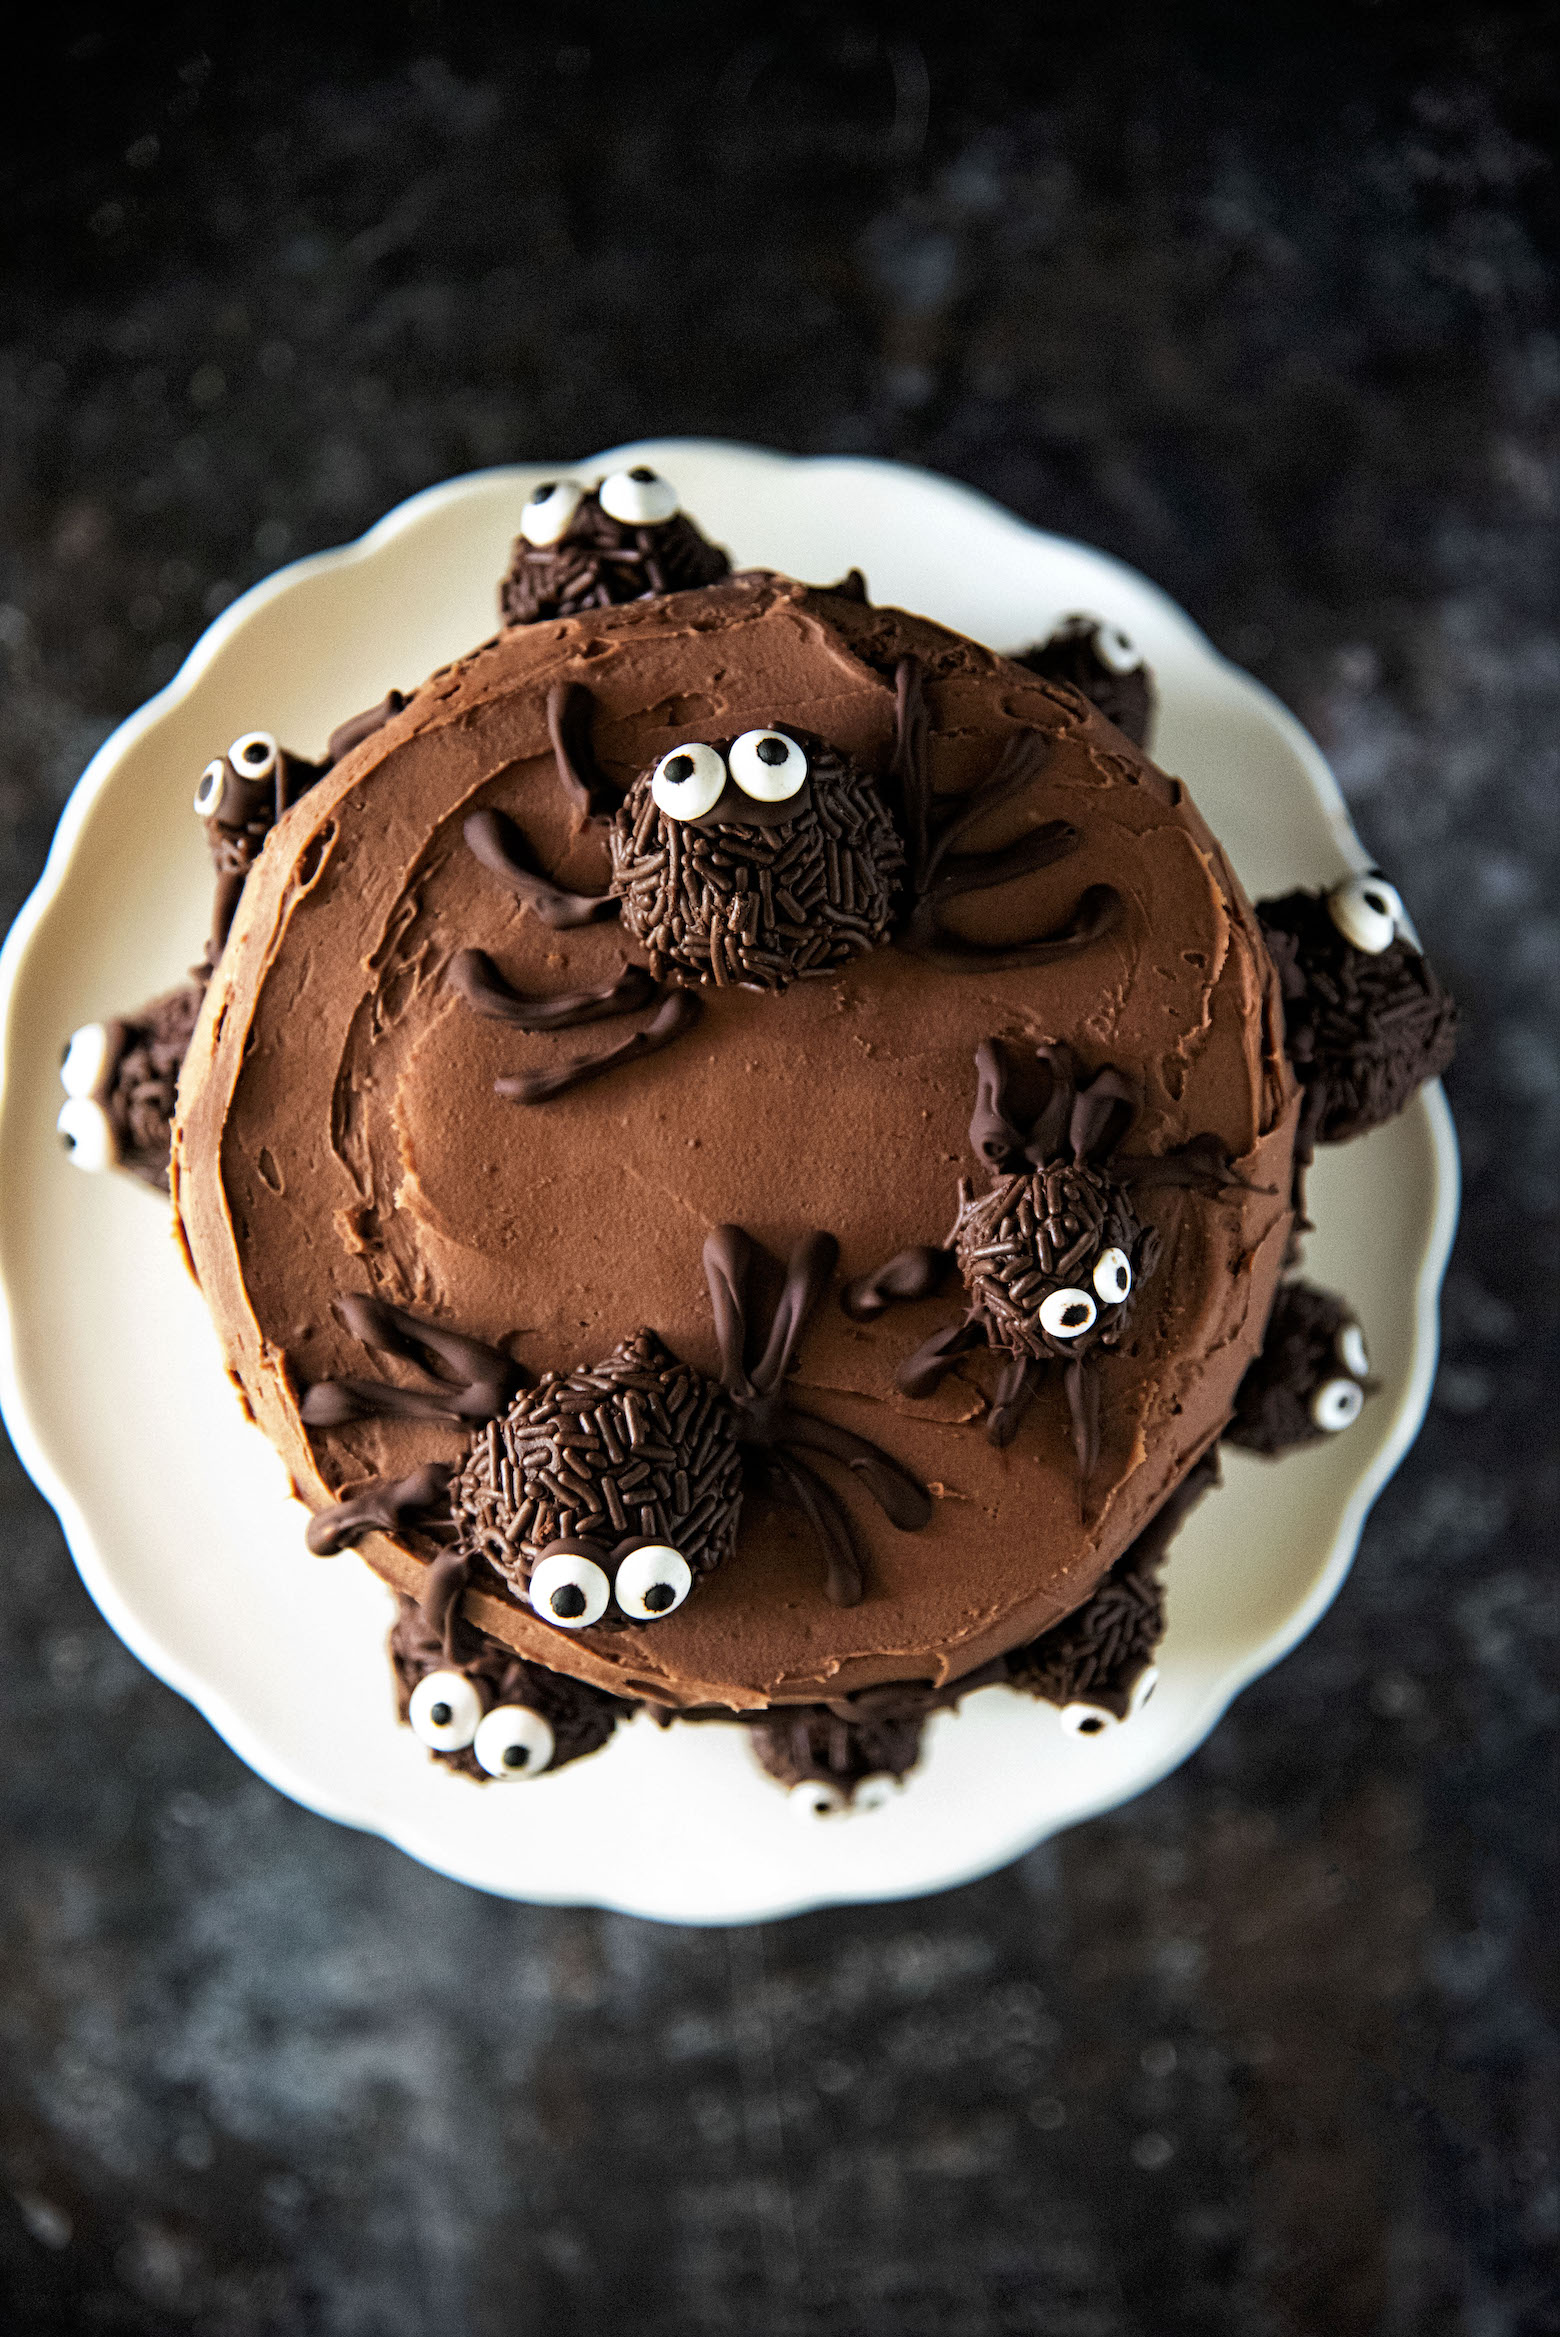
[728,729,808,804]
[473,1704,556,1780]
[1039,1287,1098,1341]
[1059,1701,1119,1736]
[651,741,727,821]
[598,466,678,525]
[790,1779,847,1818]
[193,757,228,817]
[1312,1376,1365,1433]
[227,730,278,783]
[528,1550,610,1630]
[852,1774,901,1813]
[1093,1247,1133,1306]
[1128,1664,1159,1717]
[60,1023,112,1100]
[1337,1321,1370,1380]
[1328,873,1403,955]
[614,1543,692,1621]
[519,478,584,546]
[1094,623,1141,676]
[57,1096,117,1173]
[408,1669,482,1752]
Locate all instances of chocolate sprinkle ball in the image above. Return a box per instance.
[1226,1280,1370,1455]
[1014,617,1155,749]
[953,1161,1152,1363]
[609,738,903,990]
[101,983,205,1191]
[389,1596,624,1781]
[1006,1449,1219,1714]
[499,480,731,625]
[1258,886,1457,1151]
[747,1700,928,1799]
[449,1330,745,1602]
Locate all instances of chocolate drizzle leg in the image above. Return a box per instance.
[890,656,1124,970]
[462,808,620,930]
[447,949,658,1031]
[841,1244,955,1322]
[493,987,703,1104]
[703,1224,932,1607]
[300,1297,521,1428]
[305,1462,455,1556]
[546,680,618,819]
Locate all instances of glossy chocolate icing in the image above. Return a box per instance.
[172,573,1298,1711]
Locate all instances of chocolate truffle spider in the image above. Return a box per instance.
[389,1586,627,1784]
[451,650,1122,1103]
[499,466,731,625]
[848,1037,1251,1473]
[1257,874,1456,1160]
[298,1222,931,1628]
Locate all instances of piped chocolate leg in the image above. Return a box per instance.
[301,1297,521,1427]
[780,1411,933,1531]
[547,681,618,819]
[305,1462,454,1555]
[494,987,703,1104]
[1116,1133,1269,1197]
[988,1354,1042,1448]
[448,948,657,1031]
[1063,1355,1100,1491]
[770,1454,866,1609]
[464,808,619,930]
[897,1315,987,1399]
[840,1245,954,1321]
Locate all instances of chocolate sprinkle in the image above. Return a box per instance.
[449,1329,746,1602]
[1259,887,1457,1153]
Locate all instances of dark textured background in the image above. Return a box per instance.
[2,6,1557,2330]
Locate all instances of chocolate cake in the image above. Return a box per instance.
[59,464,1455,1802]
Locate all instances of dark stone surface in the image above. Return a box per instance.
[1,7,1555,2329]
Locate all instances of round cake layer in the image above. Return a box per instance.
[172,574,1297,1710]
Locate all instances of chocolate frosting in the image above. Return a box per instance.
[172,573,1298,1711]
[1014,619,1155,750]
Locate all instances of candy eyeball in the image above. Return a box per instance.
[597,466,678,526]
[728,729,808,804]
[408,1669,482,1752]
[1059,1700,1119,1737]
[1093,622,1141,676]
[1128,1664,1159,1717]
[519,478,585,547]
[227,730,278,783]
[1092,1247,1133,1306]
[528,1549,611,1630]
[651,741,727,821]
[473,1703,556,1780]
[1336,1321,1370,1380]
[613,1542,693,1621]
[193,757,228,818]
[790,1779,848,1818]
[60,1022,113,1101]
[852,1773,901,1813]
[1311,1376,1365,1433]
[1327,872,1404,955]
[1039,1287,1098,1341]
[57,1095,117,1173]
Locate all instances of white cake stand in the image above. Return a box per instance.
[0,443,1458,1922]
